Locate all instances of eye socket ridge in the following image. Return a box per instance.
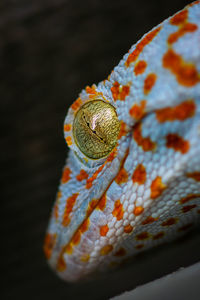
[73,99,120,159]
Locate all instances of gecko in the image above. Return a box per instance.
[44,1,200,282]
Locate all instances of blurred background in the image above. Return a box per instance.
[2,0,199,299]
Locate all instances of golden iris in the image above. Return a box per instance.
[73,100,120,159]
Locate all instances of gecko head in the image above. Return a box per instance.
[44,94,130,281]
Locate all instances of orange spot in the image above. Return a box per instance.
[114,148,129,185]
[53,191,61,220]
[133,122,156,151]
[86,164,104,189]
[86,85,96,95]
[156,100,196,123]
[111,81,130,101]
[134,60,147,75]
[100,224,109,236]
[170,9,188,26]
[142,216,157,225]
[66,219,90,251]
[100,244,113,255]
[114,248,126,256]
[151,176,167,199]
[178,223,193,232]
[87,199,98,215]
[80,219,90,233]
[152,231,165,240]
[56,248,67,272]
[144,73,157,95]
[53,203,59,220]
[129,100,146,121]
[118,121,127,139]
[188,1,200,7]
[80,254,90,262]
[71,97,83,110]
[125,26,161,67]
[65,136,72,146]
[85,85,104,99]
[166,133,189,154]
[43,233,57,260]
[65,244,73,255]
[76,169,89,181]
[115,167,128,185]
[168,23,198,44]
[124,224,133,233]
[106,148,117,162]
[72,230,81,246]
[62,193,79,227]
[61,167,71,184]
[187,172,200,181]
[97,194,107,211]
[135,231,150,240]
[133,206,144,216]
[132,164,146,185]
[161,217,178,226]
[64,124,71,132]
[163,49,199,87]
[180,193,200,204]
[56,190,62,199]
[182,204,197,213]
[135,244,144,249]
[112,200,124,221]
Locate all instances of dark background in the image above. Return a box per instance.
[2,0,200,299]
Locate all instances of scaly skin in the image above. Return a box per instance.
[44,1,200,282]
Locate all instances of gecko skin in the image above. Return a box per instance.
[44,1,200,282]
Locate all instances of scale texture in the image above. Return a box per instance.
[44,1,200,282]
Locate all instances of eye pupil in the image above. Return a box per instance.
[73,100,120,159]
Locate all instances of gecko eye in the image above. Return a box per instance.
[73,100,120,159]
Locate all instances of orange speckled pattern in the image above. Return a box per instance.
[150,176,167,199]
[76,169,89,181]
[100,225,109,236]
[168,8,198,44]
[112,200,124,221]
[125,26,161,67]
[111,81,130,101]
[61,167,71,183]
[132,164,146,185]
[144,73,157,94]
[129,100,146,120]
[43,233,57,260]
[136,232,150,240]
[124,224,133,233]
[187,172,200,181]
[134,60,147,75]
[62,193,79,226]
[133,123,156,151]
[163,49,199,87]
[156,100,196,122]
[161,217,178,226]
[45,1,200,282]
[166,133,190,154]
